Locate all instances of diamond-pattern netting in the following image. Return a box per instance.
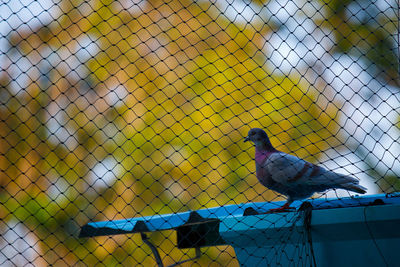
[0,0,399,265]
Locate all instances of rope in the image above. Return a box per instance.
[299,202,317,267]
[363,207,389,267]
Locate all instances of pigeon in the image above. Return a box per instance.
[245,128,367,212]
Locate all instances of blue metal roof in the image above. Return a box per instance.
[79,193,400,238]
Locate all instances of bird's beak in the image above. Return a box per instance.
[244,136,250,142]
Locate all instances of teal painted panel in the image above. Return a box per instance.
[220,203,400,266]
[233,239,396,267]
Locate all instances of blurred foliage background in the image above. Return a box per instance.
[0,0,399,265]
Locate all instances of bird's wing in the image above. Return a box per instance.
[265,152,308,184]
[265,152,366,193]
[262,151,367,197]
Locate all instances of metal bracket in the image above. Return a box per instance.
[141,232,201,267]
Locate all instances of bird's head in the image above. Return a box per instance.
[245,128,275,151]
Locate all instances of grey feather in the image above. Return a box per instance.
[246,128,367,206]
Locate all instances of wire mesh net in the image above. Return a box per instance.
[1,0,399,265]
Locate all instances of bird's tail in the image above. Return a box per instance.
[342,183,367,194]
[336,174,367,194]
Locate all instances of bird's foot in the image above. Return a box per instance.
[263,202,296,213]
